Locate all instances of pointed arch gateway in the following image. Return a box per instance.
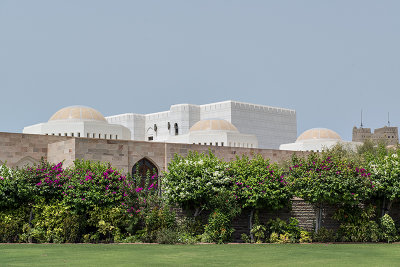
[132,158,159,187]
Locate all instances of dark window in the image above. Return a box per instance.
[132,158,158,187]
[148,136,153,141]
[174,123,178,135]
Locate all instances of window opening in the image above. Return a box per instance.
[174,123,178,135]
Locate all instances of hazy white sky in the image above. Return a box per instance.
[1,1,399,140]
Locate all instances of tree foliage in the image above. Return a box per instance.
[287,152,374,206]
[162,151,230,211]
[228,155,291,210]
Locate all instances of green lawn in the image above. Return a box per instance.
[1,243,399,266]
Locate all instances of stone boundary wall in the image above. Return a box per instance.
[0,132,70,167]
[0,132,307,173]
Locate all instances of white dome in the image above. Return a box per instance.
[190,119,239,132]
[296,128,341,142]
[49,106,106,122]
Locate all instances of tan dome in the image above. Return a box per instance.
[190,119,239,132]
[296,128,341,142]
[49,106,106,122]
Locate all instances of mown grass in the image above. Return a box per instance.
[1,243,400,266]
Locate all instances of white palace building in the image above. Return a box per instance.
[23,100,297,149]
[106,100,297,149]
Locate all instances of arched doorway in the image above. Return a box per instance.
[132,158,158,187]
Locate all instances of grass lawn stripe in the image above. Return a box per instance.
[1,244,400,266]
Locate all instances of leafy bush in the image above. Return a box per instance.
[156,228,180,244]
[202,210,234,244]
[381,214,397,243]
[269,232,279,243]
[251,224,267,243]
[137,204,177,243]
[61,160,136,213]
[278,233,291,243]
[313,227,336,242]
[0,207,30,242]
[266,217,302,243]
[299,230,312,243]
[25,202,82,243]
[163,151,230,214]
[241,233,251,243]
[87,206,131,243]
[288,153,374,207]
[334,205,381,242]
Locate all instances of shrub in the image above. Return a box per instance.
[266,217,302,243]
[88,206,135,243]
[381,214,397,243]
[299,230,312,243]
[241,233,251,243]
[202,210,234,244]
[251,224,267,243]
[269,232,279,243]
[313,227,336,242]
[334,205,381,242]
[26,202,82,243]
[278,233,291,243]
[163,151,230,214]
[138,204,177,243]
[0,207,30,242]
[156,228,180,244]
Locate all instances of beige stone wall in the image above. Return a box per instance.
[47,139,76,167]
[0,132,69,168]
[75,138,130,172]
[0,132,305,173]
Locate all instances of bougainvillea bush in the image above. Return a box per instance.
[228,155,292,241]
[0,159,164,243]
[288,152,374,207]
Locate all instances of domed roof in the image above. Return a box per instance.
[190,119,239,132]
[49,106,107,122]
[296,128,341,142]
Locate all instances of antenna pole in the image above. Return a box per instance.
[360,109,363,128]
[388,112,390,127]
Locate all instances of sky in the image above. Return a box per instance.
[1,0,399,141]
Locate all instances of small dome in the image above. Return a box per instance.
[190,119,239,132]
[49,106,106,122]
[296,128,341,142]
